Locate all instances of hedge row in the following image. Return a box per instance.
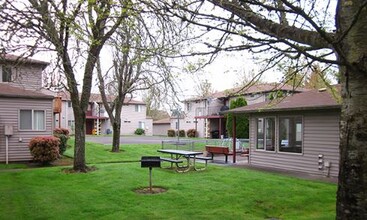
[167,129,197,138]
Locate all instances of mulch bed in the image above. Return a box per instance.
[25,156,74,168]
[134,186,167,194]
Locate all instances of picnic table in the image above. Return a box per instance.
[157,149,211,172]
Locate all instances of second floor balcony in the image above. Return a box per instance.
[86,107,106,118]
[195,106,228,117]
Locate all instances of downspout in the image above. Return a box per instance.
[5,135,9,164]
[219,118,222,139]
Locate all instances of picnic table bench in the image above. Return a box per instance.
[160,157,184,169]
[205,145,249,163]
[158,149,207,172]
[205,145,233,163]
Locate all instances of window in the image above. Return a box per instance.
[135,105,142,112]
[279,116,303,153]
[68,101,72,108]
[19,110,45,131]
[68,120,74,127]
[186,103,191,111]
[1,66,12,82]
[138,121,145,129]
[256,118,275,151]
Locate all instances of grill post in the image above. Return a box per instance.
[149,167,152,192]
[141,156,161,193]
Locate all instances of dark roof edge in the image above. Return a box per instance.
[0,93,54,100]
[227,105,341,114]
[0,54,49,66]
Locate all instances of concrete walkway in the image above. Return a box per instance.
[208,154,338,184]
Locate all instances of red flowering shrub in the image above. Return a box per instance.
[29,136,60,165]
[53,128,70,136]
[187,129,197,138]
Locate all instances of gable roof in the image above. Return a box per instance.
[153,118,171,124]
[225,88,341,114]
[184,83,308,102]
[57,91,145,105]
[0,83,54,99]
[0,54,49,67]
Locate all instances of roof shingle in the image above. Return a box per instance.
[226,88,341,114]
[0,84,54,99]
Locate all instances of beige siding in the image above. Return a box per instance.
[169,118,200,138]
[0,97,53,162]
[56,100,75,133]
[248,110,340,178]
[4,65,44,90]
[59,101,153,136]
[185,100,206,137]
[153,124,171,136]
[185,94,269,138]
[118,104,152,136]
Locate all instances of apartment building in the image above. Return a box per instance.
[182,84,305,138]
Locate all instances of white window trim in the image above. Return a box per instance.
[255,116,276,152]
[135,104,142,112]
[18,109,47,131]
[277,115,304,155]
[138,121,145,129]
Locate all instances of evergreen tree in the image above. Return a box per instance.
[226,97,249,139]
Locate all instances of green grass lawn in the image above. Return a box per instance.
[0,140,336,219]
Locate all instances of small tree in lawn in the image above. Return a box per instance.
[226,97,249,139]
[96,3,186,152]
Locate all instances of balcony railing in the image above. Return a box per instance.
[86,108,106,117]
[195,106,226,117]
[86,110,93,116]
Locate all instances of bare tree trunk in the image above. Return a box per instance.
[73,110,87,172]
[111,101,123,152]
[337,70,367,219]
[336,0,367,218]
[111,120,121,152]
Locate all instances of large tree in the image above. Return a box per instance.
[157,0,367,218]
[0,0,126,172]
[96,2,185,152]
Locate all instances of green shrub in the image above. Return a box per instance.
[29,136,60,165]
[187,129,197,138]
[226,97,249,138]
[167,129,175,137]
[53,128,70,155]
[179,129,185,137]
[134,128,145,135]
